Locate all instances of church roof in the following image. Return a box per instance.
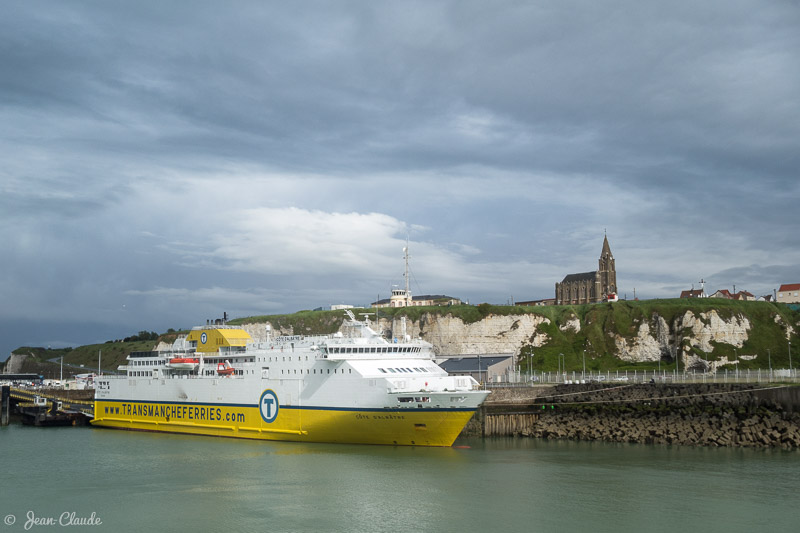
[561,271,597,283]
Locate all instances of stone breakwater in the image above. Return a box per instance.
[476,384,800,449]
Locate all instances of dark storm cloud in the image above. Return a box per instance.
[2,1,799,358]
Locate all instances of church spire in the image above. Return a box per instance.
[601,233,612,258]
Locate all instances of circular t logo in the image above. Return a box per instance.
[259,390,279,423]
[200,332,207,344]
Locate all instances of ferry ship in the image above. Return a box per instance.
[92,312,489,446]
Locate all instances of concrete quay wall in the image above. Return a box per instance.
[471,383,800,449]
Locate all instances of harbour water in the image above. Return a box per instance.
[2,424,798,533]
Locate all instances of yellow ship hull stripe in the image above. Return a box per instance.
[92,399,475,446]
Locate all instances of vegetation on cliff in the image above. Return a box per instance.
[7,300,799,376]
[7,341,157,378]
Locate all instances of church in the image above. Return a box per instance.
[555,236,617,305]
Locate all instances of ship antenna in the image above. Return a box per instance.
[403,238,411,307]
[359,312,374,327]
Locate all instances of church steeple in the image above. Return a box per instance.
[598,233,616,296]
[600,233,612,260]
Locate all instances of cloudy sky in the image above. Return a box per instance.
[2,1,799,359]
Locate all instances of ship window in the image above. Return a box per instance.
[399,397,414,402]
[388,368,396,373]
[349,369,352,374]
[327,369,330,374]
[379,368,386,373]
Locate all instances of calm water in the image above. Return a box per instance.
[2,424,798,533]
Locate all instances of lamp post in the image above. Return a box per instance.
[789,340,793,373]
[528,352,533,383]
[582,349,586,379]
[768,349,772,374]
[558,353,565,383]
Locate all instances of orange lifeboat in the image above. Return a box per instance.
[216,360,235,376]
[168,357,199,370]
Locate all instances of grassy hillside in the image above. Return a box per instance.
[232,300,800,372]
[8,300,798,375]
[8,341,153,378]
[227,309,351,335]
[518,299,800,373]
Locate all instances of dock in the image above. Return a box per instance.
[1,385,94,426]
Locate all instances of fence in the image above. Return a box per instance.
[491,368,800,386]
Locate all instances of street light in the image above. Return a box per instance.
[528,352,533,383]
[582,349,586,379]
[558,353,565,382]
[767,349,771,374]
[789,340,793,372]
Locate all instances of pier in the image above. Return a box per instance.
[1,386,94,426]
[473,382,800,447]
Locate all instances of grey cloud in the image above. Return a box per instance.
[2,1,799,359]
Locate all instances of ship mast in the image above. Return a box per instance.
[403,239,411,307]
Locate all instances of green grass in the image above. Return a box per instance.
[228,309,351,335]
[10,340,157,377]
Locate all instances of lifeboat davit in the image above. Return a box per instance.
[168,357,199,370]
[216,360,235,376]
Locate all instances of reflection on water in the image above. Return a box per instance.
[2,425,798,533]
